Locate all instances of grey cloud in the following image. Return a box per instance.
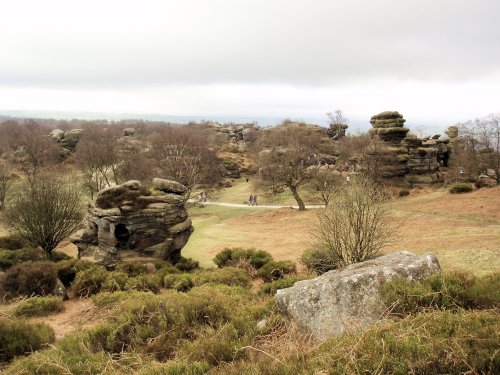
[0,0,499,89]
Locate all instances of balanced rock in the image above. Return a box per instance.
[275,252,441,341]
[72,179,193,268]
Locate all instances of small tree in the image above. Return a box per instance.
[0,164,13,209]
[259,124,321,210]
[311,169,342,207]
[303,178,394,273]
[5,175,85,257]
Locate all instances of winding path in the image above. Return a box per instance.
[190,200,324,209]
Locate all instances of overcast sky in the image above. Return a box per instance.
[0,0,499,130]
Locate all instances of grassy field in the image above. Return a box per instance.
[185,186,500,274]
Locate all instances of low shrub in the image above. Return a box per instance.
[1,261,58,298]
[48,251,71,262]
[175,256,200,272]
[301,246,339,275]
[13,297,64,317]
[137,361,210,375]
[0,318,55,362]
[4,333,116,374]
[85,285,261,361]
[258,275,309,296]
[213,248,273,270]
[195,267,251,288]
[101,272,129,292]
[449,182,473,194]
[380,271,500,315]
[125,274,161,293]
[116,261,150,277]
[163,268,251,292]
[177,323,243,365]
[398,188,410,197]
[91,290,155,308]
[0,248,45,270]
[56,258,96,286]
[0,234,27,250]
[164,274,194,292]
[72,267,109,297]
[257,260,296,282]
[312,310,499,374]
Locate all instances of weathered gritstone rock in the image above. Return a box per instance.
[367,111,410,177]
[72,179,193,268]
[275,252,441,341]
[475,174,498,188]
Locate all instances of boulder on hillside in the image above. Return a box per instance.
[152,178,187,194]
[275,252,441,340]
[475,175,497,188]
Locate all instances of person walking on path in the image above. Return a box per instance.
[253,194,258,206]
[248,194,254,206]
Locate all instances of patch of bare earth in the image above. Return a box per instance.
[1,297,106,340]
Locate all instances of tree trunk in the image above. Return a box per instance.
[289,185,306,210]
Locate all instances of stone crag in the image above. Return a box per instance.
[72,179,193,268]
[275,252,441,341]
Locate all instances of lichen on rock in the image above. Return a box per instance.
[71,179,193,268]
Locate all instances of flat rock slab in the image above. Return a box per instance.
[276,251,441,340]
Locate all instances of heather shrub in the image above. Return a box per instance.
[56,258,96,286]
[258,275,309,296]
[137,361,210,375]
[163,268,251,291]
[449,182,473,194]
[125,274,161,293]
[116,261,150,277]
[0,248,45,270]
[0,319,55,362]
[0,234,27,250]
[257,260,296,282]
[301,245,339,275]
[194,267,251,288]
[1,261,58,298]
[72,267,108,297]
[213,248,273,269]
[101,272,129,292]
[13,296,64,317]
[163,274,194,292]
[380,271,500,315]
[48,251,71,262]
[91,291,155,308]
[175,256,199,272]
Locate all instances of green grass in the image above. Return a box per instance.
[182,205,270,267]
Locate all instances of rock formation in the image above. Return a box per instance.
[367,111,410,177]
[275,251,441,340]
[72,179,193,268]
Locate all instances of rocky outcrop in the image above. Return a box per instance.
[475,174,497,188]
[72,179,193,268]
[50,128,85,151]
[275,252,441,340]
[367,112,410,177]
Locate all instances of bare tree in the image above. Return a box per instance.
[303,178,394,273]
[0,164,13,209]
[14,120,60,181]
[455,115,500,180]
[75,125,121,198]
[258,124,322,210]
[5,175,85,257]
[151,125,220,201]
[311,170,343,207]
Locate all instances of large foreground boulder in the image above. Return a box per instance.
[276,252,441,340]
